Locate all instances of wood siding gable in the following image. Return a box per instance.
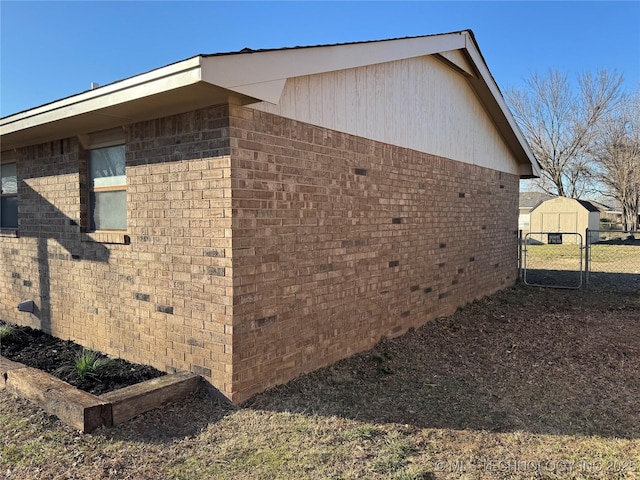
[249,54,520,174]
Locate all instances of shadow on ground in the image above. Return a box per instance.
[523,268,583,288]
[525,268,640,291]
[586,271,640,292]
[242,285,640,440]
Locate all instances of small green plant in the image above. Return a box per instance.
[0,323,14,341]
[55,349,113,381]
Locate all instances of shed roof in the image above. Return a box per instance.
[530,196,602,213]
[577,200,601,213]
[586,200,613,212]
[1,30,540,177]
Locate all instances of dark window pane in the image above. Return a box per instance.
[90,190,127,230]
[1,196,18,228]
[89,145,125,188]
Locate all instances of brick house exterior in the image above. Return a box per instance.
[1,31,539,402]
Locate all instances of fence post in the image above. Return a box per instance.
[584,228,589,286]
[518,229,523,281]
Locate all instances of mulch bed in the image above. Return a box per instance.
[0,321,165,395]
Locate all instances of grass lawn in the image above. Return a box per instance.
[2,284,639,479]
[524,243,640,273]
[588,245,640,273]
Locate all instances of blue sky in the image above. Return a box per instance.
[1,1,639,117]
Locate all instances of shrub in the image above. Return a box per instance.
[0,323,14,341]
[55,349,113,381]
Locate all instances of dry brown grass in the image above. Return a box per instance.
[2,284,639,479]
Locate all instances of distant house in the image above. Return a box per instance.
[588,200,627,230]
[529,197,600,243]
[0,30,539,402]
[518,192,552,232]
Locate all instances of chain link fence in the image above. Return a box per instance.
[519,229,640,291]
[585,230,640,291]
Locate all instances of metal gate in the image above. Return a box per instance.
[520,231,583,289]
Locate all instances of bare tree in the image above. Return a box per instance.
[592,89,640,231]
[506,70,624,198]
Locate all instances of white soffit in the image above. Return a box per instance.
[0,57,250,150]
[435,49,476,77]
[225,79,288,105]
[1,33,469,145]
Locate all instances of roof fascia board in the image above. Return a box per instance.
[1,57,204,135]
[201,33,467,92]
[462,36,541,177]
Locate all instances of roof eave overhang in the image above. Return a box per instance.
[199,31,540,178]
[1,31,541,179]
[0,57,258,151]
[200,31,469,95]
[459,35,540,179]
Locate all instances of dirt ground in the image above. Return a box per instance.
[1,283,639,479]
[246,284,640,437]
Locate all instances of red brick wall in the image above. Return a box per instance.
[228,105,519,401]
[1,103,519,403]
[0,105,236,398]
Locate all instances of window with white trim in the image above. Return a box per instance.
[0,158,18,229]
[88,144,126,231]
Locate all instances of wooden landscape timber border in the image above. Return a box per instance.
[0,355,202,433]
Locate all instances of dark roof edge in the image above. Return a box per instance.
[201,30,471,58]
[577,200,601,212]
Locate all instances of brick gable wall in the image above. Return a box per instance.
[228,105,518,401]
